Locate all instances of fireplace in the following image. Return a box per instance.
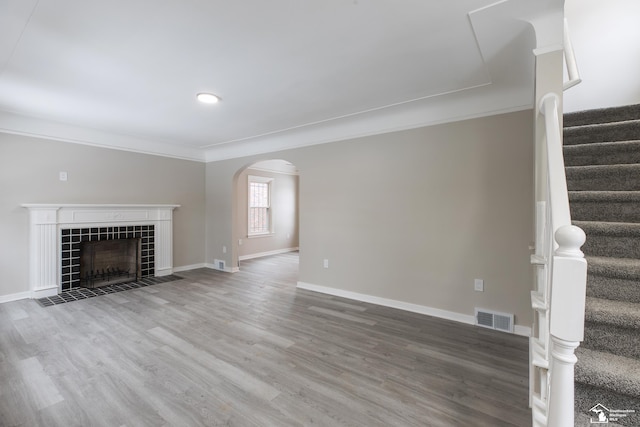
[80,239,140,288]
[21,204,179,298]
[80,239,140,287]
[61,225,155,291]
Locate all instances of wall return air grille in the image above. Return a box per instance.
[475,308,514,333]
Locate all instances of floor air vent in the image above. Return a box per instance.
[475,308,514,333]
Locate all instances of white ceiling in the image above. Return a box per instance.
[0,0,563,162]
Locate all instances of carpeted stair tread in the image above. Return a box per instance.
[574,221,640,259]
[587,278,640,304]
[564,104,640,127]
[584,296,640,329]
[569,191,640,222]
[586,256,640,280]
[574,220,640,237]
[570,191,640,203]
[587,277,640,304]
[564,140,640,166]
[564,120,640,146]
[586,257,640,303]
[566,164,640,191]
[583,297,640,360]
[583,323,640,360]
[575,347,640,399]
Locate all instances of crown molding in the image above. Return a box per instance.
[0,110,205,162]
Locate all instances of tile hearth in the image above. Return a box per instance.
[36,274,182,307]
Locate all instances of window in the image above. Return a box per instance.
[248,176,273,235]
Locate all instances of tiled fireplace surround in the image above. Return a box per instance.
[21,204,179,298]
[61,225,154,290]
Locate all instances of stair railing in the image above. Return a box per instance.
[563,18,582,91]
[530,91,588,426]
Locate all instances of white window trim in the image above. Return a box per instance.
[248,175,274,237]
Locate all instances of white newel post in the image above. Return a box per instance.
[547,225,587,427]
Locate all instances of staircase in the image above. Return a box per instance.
[563,104,640,426]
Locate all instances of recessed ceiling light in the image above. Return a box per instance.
[197,93,220,104]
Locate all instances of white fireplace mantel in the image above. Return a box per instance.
[21,203,180,298]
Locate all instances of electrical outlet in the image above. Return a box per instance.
[59,171,68,181]
[474,279,484,292]
[323,259,329,268]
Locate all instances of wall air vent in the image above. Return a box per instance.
[214,259,226,271]
[475,308,514,333]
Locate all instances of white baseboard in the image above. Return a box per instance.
[31,286,59,299]
[173,263,206,272]
[239,247,299,261]
[514,325,531,337]
[204,263,237,273]
[296,282,531,337]
[297,281,474,325]
[0,291,32,304]
[155,268,173,277]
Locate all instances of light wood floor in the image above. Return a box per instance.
[0,252,531,426]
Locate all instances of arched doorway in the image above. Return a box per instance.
[231,159,300,272]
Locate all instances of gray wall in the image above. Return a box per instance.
[205,110,535,327]
[0,133,206,298]
[236,168,299,259]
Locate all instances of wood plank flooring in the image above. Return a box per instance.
[0,252,531,426]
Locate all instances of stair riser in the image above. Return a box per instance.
[583,323,640,360]
[565,104,640,127]
[564,142,640,166]
[588,276,640,304]
[575,382,640,427]
[564,121,640,145]
[582,234,640,259]
[567,167,640,191]
[571,201,640,222]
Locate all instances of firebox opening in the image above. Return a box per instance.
[80,238,141,288]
